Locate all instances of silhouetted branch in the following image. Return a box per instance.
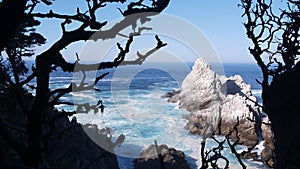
[120,0,170,16]
[20,71,36,86]
[121,35,167,65]
[255,79,262,86]
[200,140,209,169]
[241,0,300,83]
[49,36,135,106]
[55,36,133,73]
[128,27,153,37]
[27,1,170,166]
[200,135,229,169]
[30,11,87,22]
[225,118,247,169]
[200,117,260,169]
[49,72,108,107]
[49,84,72,106]
[245,95,263,108]
[49,35,133,100]
[241,1,300,168]
[26,84,36,90]
[30,0,109,31]
[240,0,277,87]
[247,117,271,126]
[50,35,166,107]
[200,121,229,169]
[26,0,39,14]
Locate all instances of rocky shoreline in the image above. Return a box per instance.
[1,89,192,169]
[1,57,275,169]
[0,91,121,169]
[162,57,274,166]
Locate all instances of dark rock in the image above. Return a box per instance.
[41,115,120,169]
[134,144,190,169]
[0,92,120,169]
[161,92,174,98]
[242,152,259,161]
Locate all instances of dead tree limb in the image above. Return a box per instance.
[225,118,247,169]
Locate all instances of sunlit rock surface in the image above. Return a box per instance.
[164,57,272,162]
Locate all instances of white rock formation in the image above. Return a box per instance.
[171,57,259,120]
[167,57,261,146]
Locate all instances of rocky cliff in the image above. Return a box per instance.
[0,91,120,169]
[163,57,272,162]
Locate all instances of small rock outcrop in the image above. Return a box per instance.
[134,144,190,169]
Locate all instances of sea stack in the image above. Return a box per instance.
[166,57,263,148]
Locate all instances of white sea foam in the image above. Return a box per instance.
[252,89,262,96]
[251,140,265,159]
[71,92,97,101]
[49,64,266,169]
[72,90,264,169]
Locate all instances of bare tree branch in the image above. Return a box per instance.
[120,0,170,16]
[20,71,36,86]
[121,35,167,65]
[49,72,109,107]
[240,0,276,87]
[200,134,229,169]
[26,1,170,166]
[50,35,166,107]
[245,95,263,108]
[225,118,247,169]
[247,117,271,126]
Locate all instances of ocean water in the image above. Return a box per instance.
[27,61,264,168]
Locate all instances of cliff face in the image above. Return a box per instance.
[165,57,265,148]
[0,91,120,169]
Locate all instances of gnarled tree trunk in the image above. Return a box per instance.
[263,63,300,169]
[27,52,52,167]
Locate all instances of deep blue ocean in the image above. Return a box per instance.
[26,61,264,169]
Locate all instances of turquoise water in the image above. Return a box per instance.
[27,62,264,168]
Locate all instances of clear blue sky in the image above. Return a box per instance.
[165,0,254,63]
[34,0,256,63]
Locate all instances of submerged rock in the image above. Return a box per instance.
[134,144,190,169]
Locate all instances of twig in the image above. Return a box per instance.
[225,118,247,169]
